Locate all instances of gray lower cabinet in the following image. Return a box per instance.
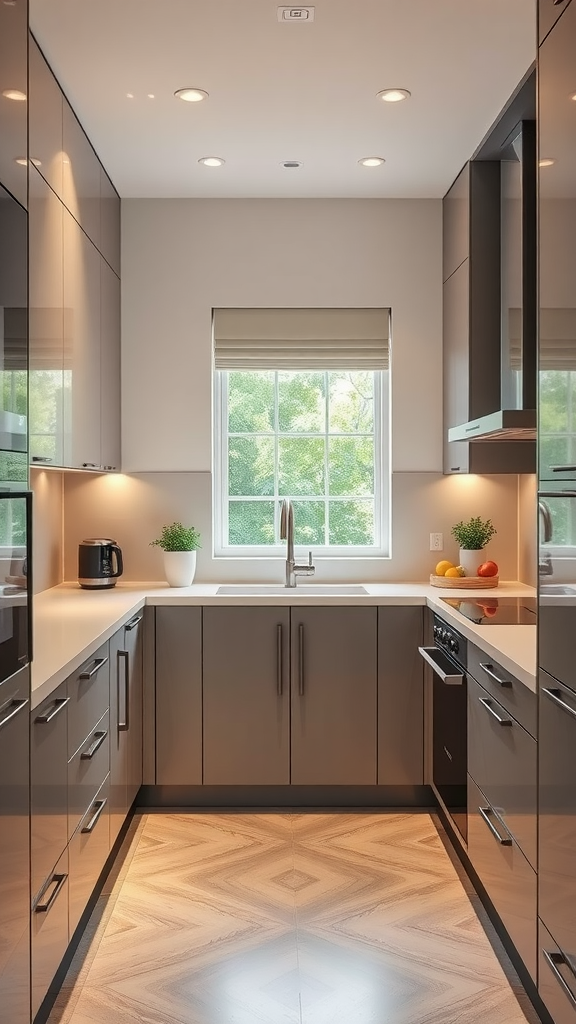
[67,710,109,840]
[467,775,537,982]
[31,849,69,1020]
[378,607,423,784]
[109,614,144,844]
[69,776,110,937]
[539,918,576,1024]
[31,683,69,901]
[203,607,290,785]
[67,642,110,759]
[290,607,377,785]
[156,607,202,785]
[0,670,30,1024]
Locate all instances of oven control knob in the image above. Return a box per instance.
[441,629,448,642]
[449,638,459,654]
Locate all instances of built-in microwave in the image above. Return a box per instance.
[0,491,31,684]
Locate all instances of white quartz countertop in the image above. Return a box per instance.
[31,579,536,708]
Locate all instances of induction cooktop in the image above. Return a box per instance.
[439,595,537,625]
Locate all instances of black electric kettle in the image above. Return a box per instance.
[78,539,124,589]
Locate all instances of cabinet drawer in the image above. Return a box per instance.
[468,677,537,867]
[539,918,576,1024]
[68,711,109,839]
[31,683,69,899]
[67,642,109,757]
[31,849,69,1020]
[467,775,537,981]
[69,776,110,937]
[467,644,536,736]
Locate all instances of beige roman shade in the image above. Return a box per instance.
[213,307,390,371]
[508,307,576,370]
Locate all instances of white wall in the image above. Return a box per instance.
[121,198,443,473]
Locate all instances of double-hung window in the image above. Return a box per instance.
[213,308,390,556]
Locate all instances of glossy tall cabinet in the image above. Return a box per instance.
[538,2,576,1021]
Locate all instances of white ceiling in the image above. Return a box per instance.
[30,0,536,200]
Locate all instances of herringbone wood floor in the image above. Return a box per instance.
[48,812,541,1024]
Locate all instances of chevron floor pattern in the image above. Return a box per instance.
[48,812,542,1024]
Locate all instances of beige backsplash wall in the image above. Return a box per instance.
[34,469,529,587]
[31,468,64,593]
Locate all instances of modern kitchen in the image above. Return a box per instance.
[0,1,575,1022]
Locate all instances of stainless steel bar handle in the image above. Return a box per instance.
[479,697,513,726]
[35,873,67,913]
[81,798,107,834]
[543,950,576,1010]
[0,698,28,731]
[479,662,511,687]
[81,730,108,760]
[277,624,283,696]
[125,614,143,632]
[542,686,576,720]
[418,646,464,685]
[551,465,576,472]
[478,806,512,846]
[79,656,109,680]
[118,650,129,731]
[35,697,70,724]
[298,623,304,696]
[539,490,576,497]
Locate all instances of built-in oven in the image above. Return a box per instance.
[419,615,468,843]
[0,492,32,683]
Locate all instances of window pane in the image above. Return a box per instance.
[540,435,569,474]
[329,371,374,433]
[228,372,274,433]
[329,437,374,496]
[229,501,275,545]
[229,437,274,496]
[279,437,325,495]
[278,371,325,433]
[539,371,569,433]
[292,500,325,545]
[329,500,375,545]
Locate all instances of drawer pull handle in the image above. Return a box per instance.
[0,698,28,731]
[298,623,304,696]
[35,697,70,724]
[542,687,576,720]
[543,950,576,1010]
[418,646,463,685]
[478,805,512,845]
[277,624,283,696]
[125,614,143,632]
[35,873,67,913]
[82,798,107,834]
[80,729,107,759]
[479,662,511,687]
[118,650,129,731]
[79,656,109,680]
[479,696,512,726]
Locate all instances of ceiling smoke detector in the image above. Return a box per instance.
[277,7,315,22]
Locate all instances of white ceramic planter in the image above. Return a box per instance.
[163,550,197,587]
[459,548,485,577]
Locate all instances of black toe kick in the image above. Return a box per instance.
[136,784,436,811]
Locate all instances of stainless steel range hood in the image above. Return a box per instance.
[448,409,536,443]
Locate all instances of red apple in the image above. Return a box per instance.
[477,560,499,577]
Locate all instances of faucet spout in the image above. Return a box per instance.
[280,498,315,588]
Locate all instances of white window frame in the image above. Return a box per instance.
[213,369,390,558]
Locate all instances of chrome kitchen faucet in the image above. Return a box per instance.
[280,499,315,588]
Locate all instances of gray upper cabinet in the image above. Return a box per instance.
[63,98,101,250]
[203,607,290,785]
[290,607,377,785]
[156,608,202,785]
[378,607,423,785]
[539,0,572,44]
[443,164,469,281]
[29,36,63,201]
[0,0,27,208]
[100,261,121,471]
[29,165,64,467]
[100,167,121,276]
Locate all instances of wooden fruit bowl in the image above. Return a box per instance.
[430,574,499,589]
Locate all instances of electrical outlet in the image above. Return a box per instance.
[430,533,443,551]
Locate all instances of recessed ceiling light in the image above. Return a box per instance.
[199,156,225,167]
[126,93,134,99]
[359,157,385,167]
[539,158,555,167]
[147,93,155,99]
[15,157,41,167]
[175,88,209,103]
[281,160,302,168]
[2,89,26,101]
[377,88,411,103]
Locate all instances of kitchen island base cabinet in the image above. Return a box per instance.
[155,607,202,785]
[203,607,290,785]
[290,608,377,785]
[378,607,423,785]
[69,776,110,938]
[109,614,144,845]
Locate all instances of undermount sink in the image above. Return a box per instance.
[216,584,369,596]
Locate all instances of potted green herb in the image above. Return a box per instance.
[150,522,201,587]
[451,516,496,576]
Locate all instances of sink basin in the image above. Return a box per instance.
[216,584,369,596]
[540,584,576,596]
